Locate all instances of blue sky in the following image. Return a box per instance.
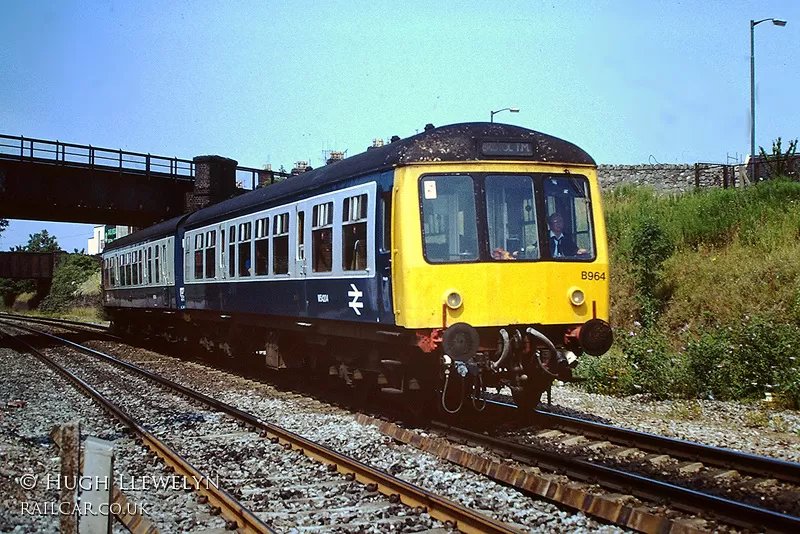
[1,0,798,251]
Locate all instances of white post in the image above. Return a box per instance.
[80,437,115,534]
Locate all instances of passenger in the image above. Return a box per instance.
[547,213,586,257]
[492,247,517,260]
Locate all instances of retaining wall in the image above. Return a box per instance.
[596,164,745,194]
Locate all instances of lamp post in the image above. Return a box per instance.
[490,107,519,123]
[750,17,786,178]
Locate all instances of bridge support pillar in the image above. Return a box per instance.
[185,156,238,212]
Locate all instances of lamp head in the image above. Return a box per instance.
[773,19,787,26]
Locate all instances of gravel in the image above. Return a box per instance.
[90,342,628,533]
[0,343,229,533]
[540,382,800,463]
[10,321,800,533]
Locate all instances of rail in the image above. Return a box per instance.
[6,320,521,534]
[532,407,800,484]
[3,323,274,533]
[0,134,290,190]
[428,421,800,533]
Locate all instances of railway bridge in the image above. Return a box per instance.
[0,134,288,227]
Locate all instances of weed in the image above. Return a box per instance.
[770,415,790,434]
[743,410,770,428]
[666,401,704,421]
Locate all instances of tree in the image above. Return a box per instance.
[13,230,60,252]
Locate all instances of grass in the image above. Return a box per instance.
[17,306,108,324]
[577,178,800,407]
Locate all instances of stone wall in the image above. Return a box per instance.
[596,164,744,194]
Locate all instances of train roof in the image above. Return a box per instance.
[103,214,188,253]
[184,122,595,229]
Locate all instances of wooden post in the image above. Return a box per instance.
[59,423,80,534]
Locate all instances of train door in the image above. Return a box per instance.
[294,204,308,315]
[378,189,394,322]
[164,239,174,308]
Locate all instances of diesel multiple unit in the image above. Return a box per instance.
[103,123,613,412]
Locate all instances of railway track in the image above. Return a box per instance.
[0,311,112,335]
[475,397,800,485]
[8,314,800,532]
[1,318,523,534]
[419,419,800,533]
[412,397,800,532]
[2,325,270,533]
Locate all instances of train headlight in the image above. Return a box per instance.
[568,287,585,306]
[445,290,463,309]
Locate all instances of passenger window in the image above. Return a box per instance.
[312,202,333,273]
[205,230,216,279]
[343,194,368,271]
[273,213,289,274]
[297,210,305,262]
[238,222,252,276]
[255,217,269,275]
[220,228,225,277]
[162,243,168,283]
[194,233,204,280]
[154,246,160,284]
[147,247,153,284]
[132,251,139,285]
[126,252,132,285]
[228,226,236,278]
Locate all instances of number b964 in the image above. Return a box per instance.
[581,271,606,281]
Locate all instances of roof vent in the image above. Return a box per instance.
[424,123,435,131]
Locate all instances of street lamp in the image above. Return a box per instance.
[490,107,519,123]
[750,17,786,178]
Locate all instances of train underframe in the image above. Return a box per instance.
[108,308,612,414]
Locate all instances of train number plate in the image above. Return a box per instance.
[581,271,606,281]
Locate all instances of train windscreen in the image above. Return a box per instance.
[419,173,595,263]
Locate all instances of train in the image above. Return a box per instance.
[102,122,613,412]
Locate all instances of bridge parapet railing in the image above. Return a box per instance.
[0,134,195,181]
[235,165,290,190]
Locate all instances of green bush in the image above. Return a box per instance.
[629,216,673,326]
[574,345,633,397]
[683,316,800,406]
[579,180,800,404]
[40,254,100,312]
